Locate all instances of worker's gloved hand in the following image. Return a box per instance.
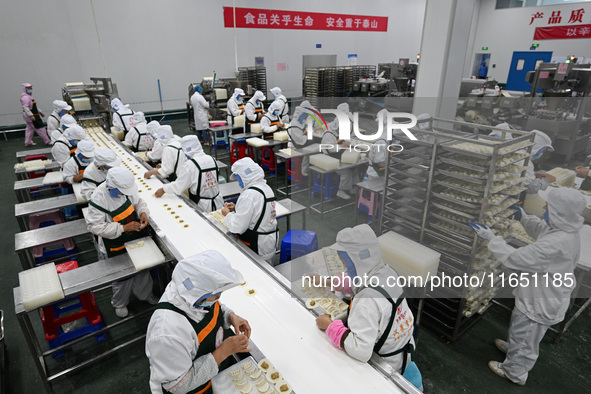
[512,204,525,220]
[469,222,495,240]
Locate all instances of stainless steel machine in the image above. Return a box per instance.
[62,77,119,128]
[525,62,591,160]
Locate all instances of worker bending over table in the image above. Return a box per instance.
[86,167,158,318]
[154,135,223,212]
[222,158,278,265]
[63,140,95,184]
[81,147,121,201]
[144,125,184,182]
[52,124,87,167]
[244,91,266,134]
[125,112,154,152]
[146,250,251,394]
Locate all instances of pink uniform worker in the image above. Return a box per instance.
[20,83,51,146]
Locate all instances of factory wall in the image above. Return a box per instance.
[0,0,426,127]
[469,0,591,85]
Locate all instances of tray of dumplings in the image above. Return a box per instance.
[209,209,228,228]
[321,247,349,277]
[430,201,479,220]
[213,356,292,394]
[437,167,488,185]
[299,284,350,320]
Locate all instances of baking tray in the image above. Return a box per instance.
[431,189,482,210]
[431,201,479,220]
[387,174,428,192]
[388,165,430,182]
[429,221,475,244]
[439,155,489,173]
[434,178,484,197]
[437,168,487,185]
[212,356,288,394]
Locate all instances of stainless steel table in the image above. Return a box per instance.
[16,147,53,162]
[14,250,174,393]
[15,194,80,231]
[276,198,306,230]
[207,125,242,160]
[15,162,60,180]
[354,177,386,225]
[219,181,242,201]
[14,178,62,203]
[15,219,91,269]
[275,143,321,197]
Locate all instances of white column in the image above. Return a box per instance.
[413,0,479,120]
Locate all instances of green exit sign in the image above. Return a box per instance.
[532,43,539,48]
[482,46,488,50]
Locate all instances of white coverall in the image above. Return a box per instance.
[329,224,416,374]
[125,123,154,152]
[487,188,585,384]
[111,99,134,134]
[244,92,266,132]
[155,139,185,179]
[270,87,289,124]
[190,91,210,131]
[366,138,388,179]
[51,135,74,167]
[321,130,358,192]
[62,155,90,184]
[163,147,223,212]
[287,101,317,176]
[80,163,106,201]
[226,94,244,126]
[85,183,153,309]
[146,251,243,394]
[224,160,278,264]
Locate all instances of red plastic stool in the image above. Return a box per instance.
[231,140,255,164]
[261,147,276,173]
[41,261,106,358]
[25,154,50,179]
[357,189,380,223]
[29,209,65,230]
[288,158,303,183]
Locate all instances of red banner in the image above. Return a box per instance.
[223,7,388,32]
[534,24,591,40]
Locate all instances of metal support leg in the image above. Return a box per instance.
[16,312,52,393]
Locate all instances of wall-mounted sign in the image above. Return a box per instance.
[534,24,591,40]
[529,7,587,26]
[223,7,388,32]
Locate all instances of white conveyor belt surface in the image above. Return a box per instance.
[85,128,405,393]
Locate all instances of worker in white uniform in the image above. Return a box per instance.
[222,158,278,265]
[111,98,134,136]
[81,147,121,201]
[260,100,285,139]
[270,86,289,123]
[469,188,586,385]
[52,124,87,167]
[489,125,556,194]
[51,113,77,144]
[62,140,95,184]
[144,126,184,182]
[244,91,266,134]
[321,103,357,200]
[226,88,245,126]
[124,112,154,152]
[286,100,319,177]
[86,167,158,318]
[146,121,166,163]
[365,109,390,180]
[315,224,423,391]
[145,250,251,394]
[190,85,210,146]
[47,100,72,142]
[154,136,223,212]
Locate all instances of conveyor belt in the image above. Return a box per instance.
[84,127,412,393]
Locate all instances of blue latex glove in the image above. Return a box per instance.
[512,203,525,221]
[469,222,495,240]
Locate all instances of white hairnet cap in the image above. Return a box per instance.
[234,88,245,96]
[76,140,95,157]
[253,91,266,102]
[230,157,264,185]
[106,167,138,196]
[335,224,383,278]
[147,121,160,134]
[111,98,123,110]
[63,125,86,140]
[181,135,203,156]
[300,100,311,108]
[337,103,350,113]
[131,112,146,125]
[172,250,244,305]
[268,100,283,113]
[271,87,282,97]
[156,125,173,141]
[60,114,77,129]
[489,124,513,140]
[532,129,554,153]
[53,100,71,112]
[540,188,586,233]
[94,147,120,167]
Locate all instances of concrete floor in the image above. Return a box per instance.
[1,117,590,393]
